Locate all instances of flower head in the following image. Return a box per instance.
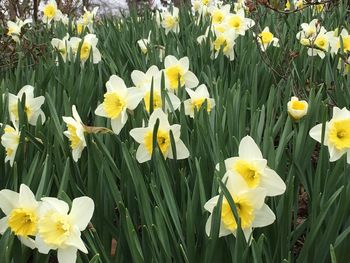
[7,17,31,42]
[95,75,144,134]
[0,184,40,249]
[39,0,63,24]
[1,124,20,166]
[51,34,70,62]
[63,105,87,162]
[130,109,189,163]
[184,84,215,117]
[158,7,180,35]
[36,196,94,263]
[309,107,350,163]
[69,34,101,64]
[211,30,237,61]
[256,27,279,52]
[287,96,308,121]
[137,31,152,54]
[224,9,255,36]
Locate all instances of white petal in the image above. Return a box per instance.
[65,227,88,253]
[184,71,199,89]
[241,187,266,209]
[0,190,19,215]
[126,87,144,110]
[72,105,82,124]
[238,136,263,159]
[131,70,146,87]
[130,128,149,143]
[0,217,8,234]
[19,236,36,249]
[18,85,34,99]
[111,115,127,135]
[164,55,178,68]
[41,197,69,214]
[179,57,189,72]
[166,93,181,111]
[260,168,286,196]
[328,145,345,162]
[148,109,170,128]
[107,75,127,97]
[136,144,151,163]
[57,247,78,263]
[35,235,52,254]
[69,197,94,231]
[309,123,324,143]
[169,140,189,160]
[18,184,38,209]
[204,196,219,212]
[94,104,108,117]
[252,203,276,228]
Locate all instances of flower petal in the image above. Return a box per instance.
[69,197,94,231]
[238,136,263,159]
[252,203,276,228]
[57,247,78,263]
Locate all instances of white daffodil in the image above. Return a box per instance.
[184,84,215,117]
[337,29,350,53]
[224,9,255,36]
[8,85,45,126]
[157,7,180,35]
[81,6,99,32]
[51,34,70,62]
[0,184,40,249]
[212,30,237,61]
[69,34,101,64]
[1,124,20,167]
[207,4,231,25]
[60,14,69,25]
[95,75,144,134]
[164,55,199,92]
[204,174,275,241]
[130,109,189,163]
[39,0,63,24]
[233,0,248,12]
[7,17,31,42]
[217,136,286,197]
[63,105,87,162]
[137,31,152,54]
[309,107,350,163]
[192,0,214,15]
[256,27,279,52]
[296,19,319,41]
[131,66,180,113]
[306,27,337,59]
[36,196,94,263]
[287,96,308,121]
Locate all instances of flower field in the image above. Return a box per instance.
[1,0,350,262]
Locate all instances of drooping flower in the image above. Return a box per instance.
[51,34,70,62]
[36,196,94,263]
[1,123,20,167]
[163,55,199,92]
[256,27,279,52]
[39,0,63,24]
[296,19,319,41]
[7,17,32,42]
[8,85,45,126]
[204,174,275,240]
[309,107,350,163]
[129,109,189,163]
[184,84,215,117]
[95,75,144,134]
[287,96,308,121]
[0,184,40,249]
[137,31,152,54]
[217,136,286,197]
[62,105,87,162]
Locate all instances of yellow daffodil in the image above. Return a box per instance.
[0,184,40,249]
[95,75,144,134]
[130,109,189,163]
[1,123,20,167]
[36,196,94,263]
[164,55,199,92]
[310,107,350,163]
[7,17,31,42]
[39,0,63,24]
[287,96,308,121]
[8,85,45,126]
[204,174,275,240]
[256,27,279,52]
[63,105,87,162]
[184,84,215,117]
[217,136,286,196]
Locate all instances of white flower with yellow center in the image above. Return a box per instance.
[287,96,308,121]
[0,184,40,249]
[164,55,199,92]
[212,30,237,61]
[337,29,350,53]
[224,9,255,36]
[137,31,152,54]
[306,27,337,58]
[1,124,20,167]
[296,19,318,41]
[73,34,101,64]
[184,84,215,118]
[217,136,286,196]
[82,6,99,26]
[63,105,87,162]
[36,196,94,263]
[204,174,276,240]
[309,107,350,163]
[8,85,45,126]
[7,17,31,42]
[95,75,144,134]
[51,34,70,62]
[130,109,189,163]
[131,66,180,113]
[158,7,180,35]
[256,27,279,52]
[207,4,231,25]
[39,0,63,24]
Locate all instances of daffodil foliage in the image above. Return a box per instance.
[1,1,350,263]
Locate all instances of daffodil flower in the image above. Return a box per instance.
[0,184,40,249]
[39,0,63,24]
[36,196,94,263]
[51,34,70,62]
[7,17,32,42]
[129,109,189,163]
[256,27,279,52]
[207,4,231,25]
[211,30,237,61]
[217,136,286,197]
[95,75,144,134]
[204,175,275,240]
[287,96,308,121]
[306,27,337,58]
[69,34,101,64]
[337,29,350,53]
[184,84,215,118]
[81,6,99,32]
[309,107,350,163]
[63,105,87,162]
[156,7,180,35]
[224,9,255,36]
[296,19,319,41]
[164,55,199,92]
[137,31,152,54]
[8,85,45,126]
